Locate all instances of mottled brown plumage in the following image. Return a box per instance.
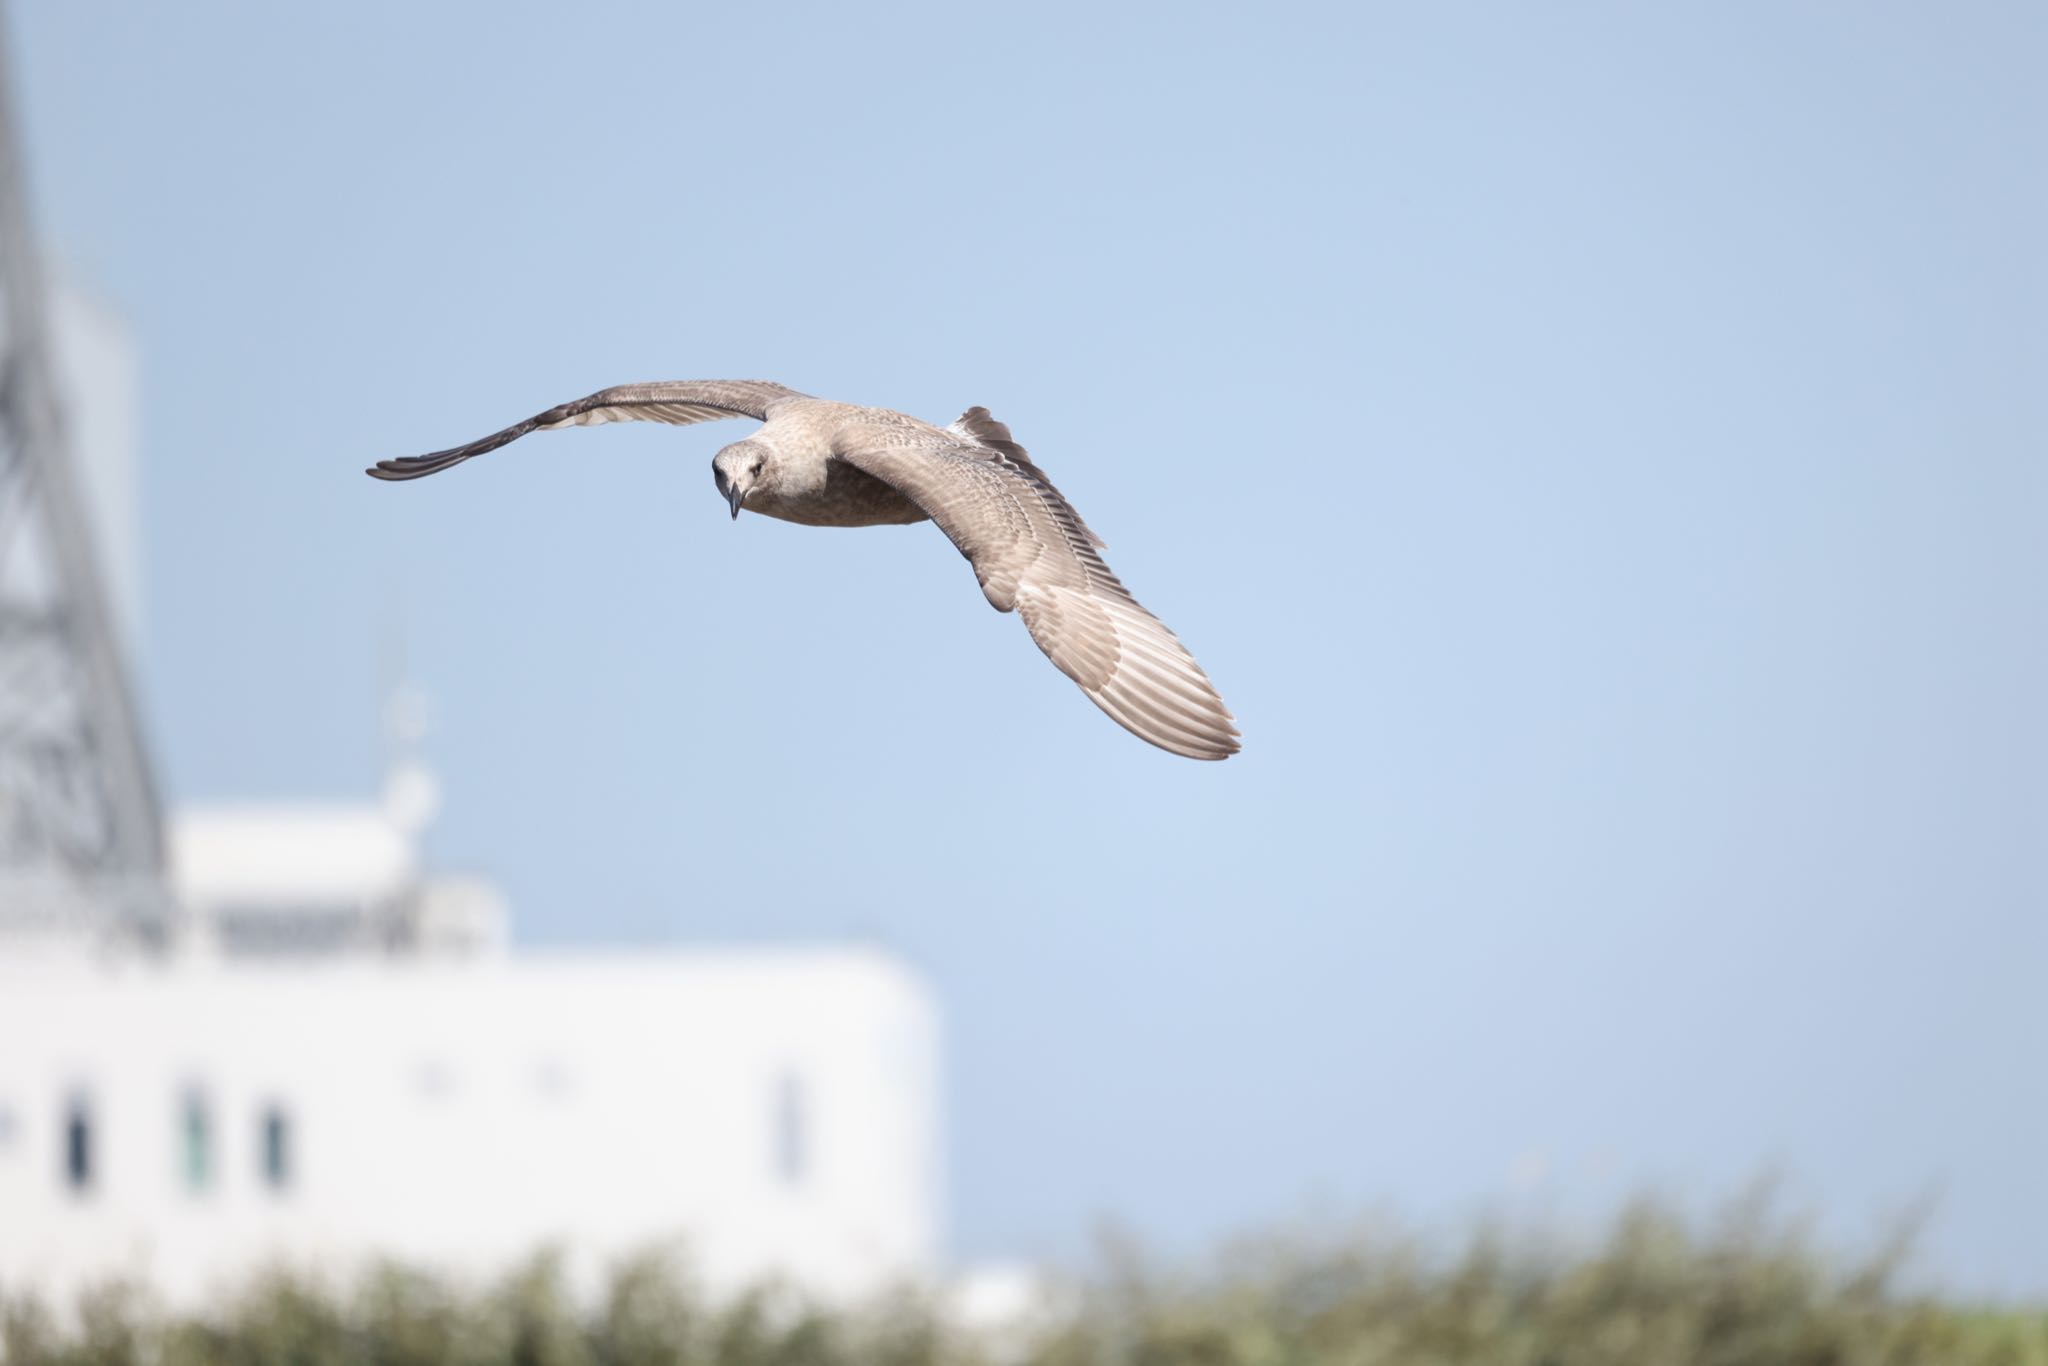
[368,381,1239,760]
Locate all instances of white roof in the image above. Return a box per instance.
[170,804,416,908]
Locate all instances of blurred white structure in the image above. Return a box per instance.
[48,276,141,650]
[0,280,943,1310]
[0,795,943,1307]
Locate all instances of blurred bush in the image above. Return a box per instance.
[2,1198,2042,1366]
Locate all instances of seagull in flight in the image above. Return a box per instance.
[368,380,1239,760]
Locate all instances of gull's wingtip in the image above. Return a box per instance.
[366,456,438,481]
[1188,732,1242,761]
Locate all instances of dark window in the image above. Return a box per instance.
[260,1104,291,1191]
[180,1089,212,1192]
[64,1095,92,1193]
[774,1072,808,1186]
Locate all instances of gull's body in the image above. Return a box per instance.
[369,380,1239,760]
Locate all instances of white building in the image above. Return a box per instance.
[0,799,944,1308]
[0,290,943,1310]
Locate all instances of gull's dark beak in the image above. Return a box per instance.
[727,486,745,520]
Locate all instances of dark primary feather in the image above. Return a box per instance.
[365,380,801,481]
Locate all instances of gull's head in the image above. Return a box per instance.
[712,440,770,520]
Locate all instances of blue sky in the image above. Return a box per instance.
[15,2,2044,1293]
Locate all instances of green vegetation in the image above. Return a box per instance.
[3,1200,2042,1366]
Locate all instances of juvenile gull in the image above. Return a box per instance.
[368,380,1239,760]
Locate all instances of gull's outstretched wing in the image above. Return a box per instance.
[839,429,1239,760]
[366,380,804,481]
